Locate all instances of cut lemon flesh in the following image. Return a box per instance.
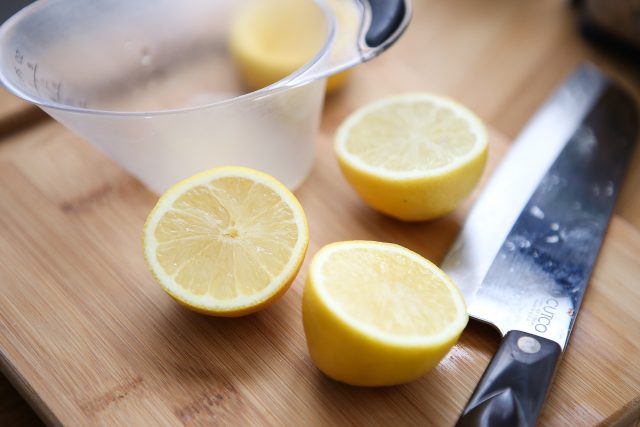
[143,166,309,316]
[342,98,480,174]
[303,241,468,386]
[335,94,488,221]
[321,246,463,339]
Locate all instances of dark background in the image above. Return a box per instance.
[1,3,51,426]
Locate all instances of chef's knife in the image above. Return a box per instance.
[442,64,639,427]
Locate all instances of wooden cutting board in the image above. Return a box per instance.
[0,112,639,426]
[1,1,640,425]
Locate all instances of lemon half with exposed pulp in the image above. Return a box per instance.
[143,166,309,316]
[335,94,489,221]
[303,241,468,386]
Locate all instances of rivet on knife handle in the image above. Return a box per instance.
[455,331,561,427]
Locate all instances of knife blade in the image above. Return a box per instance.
[441,64,639,427]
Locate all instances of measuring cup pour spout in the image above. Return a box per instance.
[285,0,412,88]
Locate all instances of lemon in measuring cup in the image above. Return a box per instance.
[229,0,351,93]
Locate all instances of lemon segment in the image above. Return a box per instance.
[335,94,489,221]
[143,166,309,316]
[303,241,468,386]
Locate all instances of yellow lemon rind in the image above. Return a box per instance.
[336,145,488,221]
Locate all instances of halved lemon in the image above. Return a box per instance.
[335,94,489,221]
[229,0,351,93]
[303,241,468,386]
[143,166,309,316]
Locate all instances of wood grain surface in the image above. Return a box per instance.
[0,0,639,425]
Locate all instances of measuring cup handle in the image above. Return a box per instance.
[282,0,411,88]
[364,0,410,48]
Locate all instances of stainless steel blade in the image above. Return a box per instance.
[442,65,607,305]
[442,64,639,349]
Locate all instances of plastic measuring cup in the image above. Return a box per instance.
[0,0,411,193]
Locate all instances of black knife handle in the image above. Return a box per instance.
[363,0,409,47]
[456,331,562,427]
